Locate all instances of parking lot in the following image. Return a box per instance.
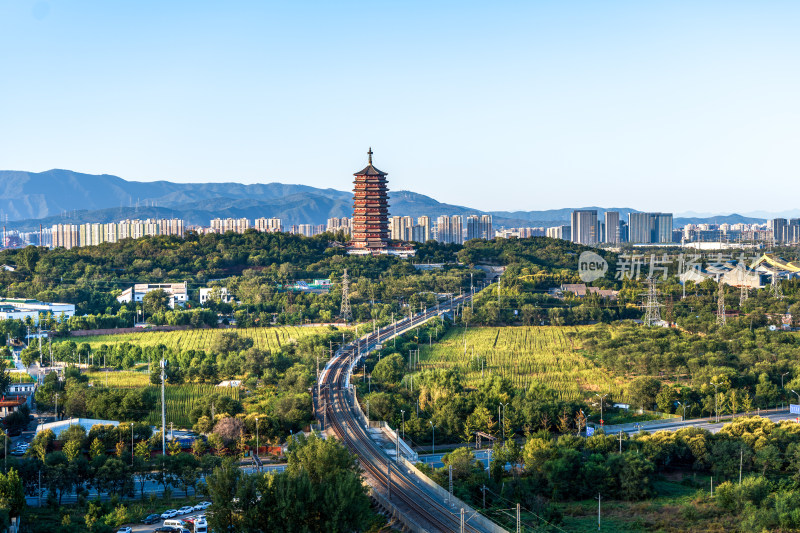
[123,503,210,533]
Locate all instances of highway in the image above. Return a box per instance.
[320,295,504,533]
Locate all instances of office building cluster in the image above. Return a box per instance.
[547,210,675,245]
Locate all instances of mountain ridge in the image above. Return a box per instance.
[0,169,769,230]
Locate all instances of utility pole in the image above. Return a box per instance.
[482,485,486,508]
[596,393,608,427]
[160,359,167,454]
[517,503,521,533]
[597,494,601,531]
[460,508,465,533]
[429,421,435,455]
[739,447,743,485]
[711,382,720,423]
[54,393,58,420]
[619,431,622,453]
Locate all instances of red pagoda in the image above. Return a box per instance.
[349,148,390,252]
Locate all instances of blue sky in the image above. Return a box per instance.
[1,1,799,214]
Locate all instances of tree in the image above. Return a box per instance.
[143,289,170,316]
[89,437,105,459]
[372,353,405,384]
[214,417,244,446]
[206,461,241,532]
[0,468,25,517]
[627,377,662,410]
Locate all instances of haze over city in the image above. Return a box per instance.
[2,1,800,213]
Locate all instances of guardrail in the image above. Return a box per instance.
[399,457,507,533]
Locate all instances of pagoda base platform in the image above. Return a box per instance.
[346,244,416,258]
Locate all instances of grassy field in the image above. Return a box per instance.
[85,370,150,388]
[71,325,335,352]
[419,326,627,401]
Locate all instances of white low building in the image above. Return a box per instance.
[199,287,234,305]
[36,418,119,438]
[0,298,75,324]
[117,282,188,309]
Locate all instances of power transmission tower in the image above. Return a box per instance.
[771,269,784,300]
[738,265,749,306]
[340,268,353,322]
[716,281,726,326]
[642,277,662,326]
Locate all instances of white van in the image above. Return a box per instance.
[163,518,187,529]
[194,518,208,533]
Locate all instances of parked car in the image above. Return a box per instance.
[177,505,194,514]
[142,514,161,524]
[161,509,179,519]
[194,501,212,510]
[116,528,132,533]
[153,527,179,533]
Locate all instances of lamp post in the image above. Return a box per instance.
[500,403,509,442]
[710,383,720,423]
[596,393,608,427]
[401,410,405,441]
[791,389,800,406]
[255,416,259,471]
[677,401,690,426]
[429,421,435,455]
[782,372,790,409]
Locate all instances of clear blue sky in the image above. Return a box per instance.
[1,1,799,214]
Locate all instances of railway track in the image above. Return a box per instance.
[321,297,502,533]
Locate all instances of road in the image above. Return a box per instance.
[604,408,800,436]
[321,295,505,533]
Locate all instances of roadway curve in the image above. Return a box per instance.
[321,295,497,533]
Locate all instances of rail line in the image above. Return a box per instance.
[321,296,503,533]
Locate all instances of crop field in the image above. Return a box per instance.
[85,370,150,388]
[419,326,627,401]
[72,326,334,352]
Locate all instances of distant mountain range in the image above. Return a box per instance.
[0,169,770,231]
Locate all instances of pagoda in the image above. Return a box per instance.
[349,148,390,252]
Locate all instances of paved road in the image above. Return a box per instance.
[600,408,798,436]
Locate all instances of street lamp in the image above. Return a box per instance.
[677,401,690,426]
[429,421,435,455]
[596,393,608,427]
[401,410,405,441]
[500,403,509,442]
[782,372,791,408]
[791,389,800,405]
[255,417,259,471]
[710,383,720,423]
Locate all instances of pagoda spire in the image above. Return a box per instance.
[368,147,373,165]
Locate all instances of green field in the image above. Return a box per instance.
[419,326,627,401]
[143,384,239,429]
[72,325,335,352]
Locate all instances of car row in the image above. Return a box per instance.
[160,501,211,519]
[9,442,29,456]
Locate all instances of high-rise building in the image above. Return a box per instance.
[255,217,283,233]
[466,215,480,241]
[450,215,463,245]
[628,212,673,243]
[570,210,598,245]
[480,214,493,240]
[416,216,431,242]
[604,211,620,244]
[769,218,788,243]
[51,224,79,249]
[210,218,250,234]
[546,225,571,240]
[436,215,452,243]
[350,148,390,251]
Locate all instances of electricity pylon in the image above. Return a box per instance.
[340,268,353,322]
[642,277,662,326]
[771,269,784,300]
[716,281,726,326]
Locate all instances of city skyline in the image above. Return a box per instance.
[2,2,800,213]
